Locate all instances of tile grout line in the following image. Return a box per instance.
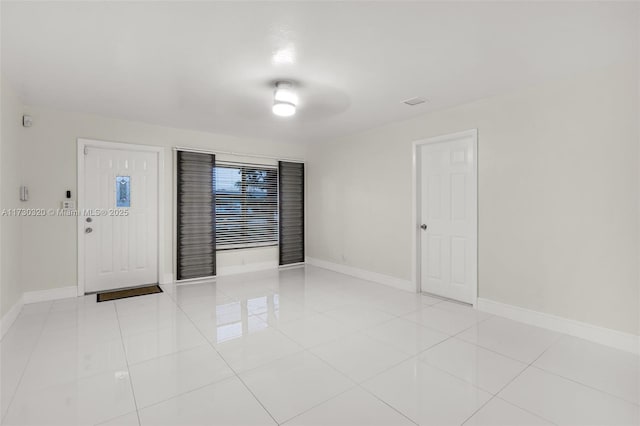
[329,313,494,426]
[458,334,561,426]
[263,295,445,353]
[152,279,636,425]
[276,385,359,425]
[490,325,640,414]
[363,334,499,426]
[7,270,634,425]
[175,287,635,425]
[132,376,238,414]
[113,302,143,426]
[145,283,424,425]
[168,288,282,426]
[1,302,54,424]
[285,321,457,425]
[489,395,560,426]
[276,342,421,425]
[355,385,420,426]
[232,292,479,425]
[326,312,518,426]
[402,305,493,341]
[531,363,640,407]
[448,316,545,364]
[209,288,422,424]
[0,295,450,425]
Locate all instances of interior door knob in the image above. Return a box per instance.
[85,227,93,233]
[420,224,428,230]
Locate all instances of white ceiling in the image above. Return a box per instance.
[2,1,638,144]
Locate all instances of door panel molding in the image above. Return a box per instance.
[411,129,478,305]
[77,138,165,296]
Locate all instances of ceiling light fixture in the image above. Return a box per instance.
[272,81,297,117]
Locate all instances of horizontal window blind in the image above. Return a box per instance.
[215,162,278,250]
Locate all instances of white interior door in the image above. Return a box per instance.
[83,146,159,293]
[419,132,477,304]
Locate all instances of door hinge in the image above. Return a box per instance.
[84,146,89,155]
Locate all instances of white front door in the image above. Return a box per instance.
[83,146,159,293]
[419,131,477,304]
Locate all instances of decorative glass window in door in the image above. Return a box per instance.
[116,176,131,207]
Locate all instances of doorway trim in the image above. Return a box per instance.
[77,138,165,296]
[411,129,478,305]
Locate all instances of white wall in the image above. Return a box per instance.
[0,77,24,317]
[307,62,640,336]
[18,106,305,294]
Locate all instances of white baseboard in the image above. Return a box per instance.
[160,273,174,285]
[1,296,24,340]
[23,286,78,304]
[279,262,305,270]
[216,261,279,277]
[305,257,414,293]
[477,298,640,355]
[175,276,217,286]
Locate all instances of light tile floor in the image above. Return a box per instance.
[1,265,638,425]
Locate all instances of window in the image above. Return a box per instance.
[215,162,278,249]
[175,150,304,280]
[116,176,131,207]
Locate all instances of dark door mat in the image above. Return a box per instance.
[97,284,163,302]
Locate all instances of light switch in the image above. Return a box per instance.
[19,186,29,201]
[61,200,75,210]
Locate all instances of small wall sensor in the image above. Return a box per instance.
[22,115,32,127]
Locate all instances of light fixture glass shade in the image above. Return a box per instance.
[272,81,297,117]
[274,87,298,105]
[272,101,296,117]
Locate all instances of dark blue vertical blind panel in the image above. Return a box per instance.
[278,161,304,265]
[177,151,216,280]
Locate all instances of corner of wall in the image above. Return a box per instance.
[305,256,414,293]
[636,20,640,341]
[0,76,26,328]
[0,294,23,339]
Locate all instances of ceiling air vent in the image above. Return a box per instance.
[403,97,427,106]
